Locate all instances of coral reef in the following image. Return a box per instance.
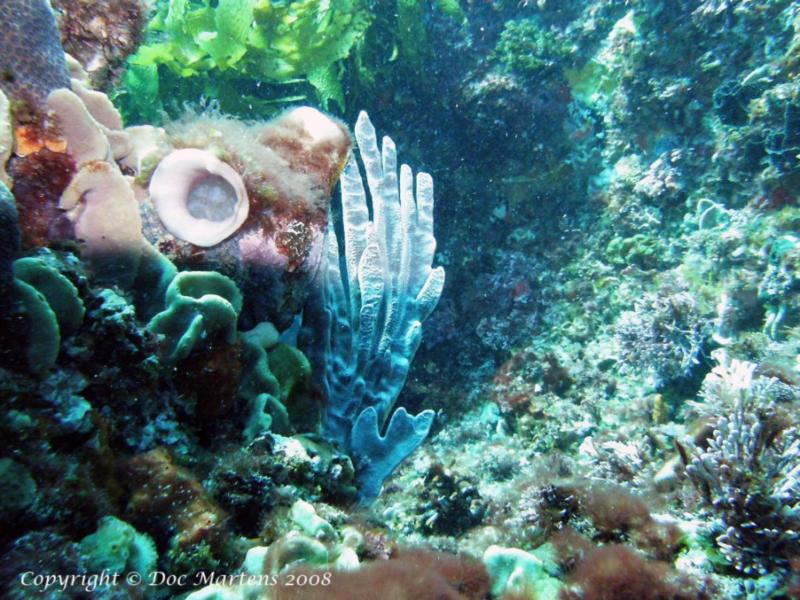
[616,280,713,390]
[4,0,800,598]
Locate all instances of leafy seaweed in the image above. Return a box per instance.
[115,0,371,122]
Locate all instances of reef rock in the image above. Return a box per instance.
[0,0,71,107]
[137,106,351,328]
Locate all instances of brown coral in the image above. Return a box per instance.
[560,544,704,600]
[274,549,490,600]
[53,0,147,88]
[122,448,228,550]
[176,341,243,426]
[535,481,684,561]
[9,147,76,247]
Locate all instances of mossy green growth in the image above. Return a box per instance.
[492,18,570,82]
[0,458,37,518]
[483,544,562,600]
[268,342,311,402]
[434,0,466,23]
[607,234,663,270]
[117,0,371,120]
[167,539,221,584]
[396,0,434,67]
[564,11,638,106]
[758,233,800,339]
[393,0,465,67]
[147,270,242,363]
[79,516,158,578]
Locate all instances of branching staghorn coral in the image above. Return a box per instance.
[686,353,800,575]
[321,111,445,501]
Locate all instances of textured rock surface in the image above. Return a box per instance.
[0,0,70,106]
[140,107,352,328]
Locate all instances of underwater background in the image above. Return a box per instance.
[1,0,800,598]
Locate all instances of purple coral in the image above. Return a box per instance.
[0,0,70,106]
[686,357,800,575]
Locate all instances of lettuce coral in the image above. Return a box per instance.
[11,256,84,376]
[147,270,242,363]
[238,321,314,437]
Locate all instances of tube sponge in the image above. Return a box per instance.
[148,148,249,247]
[320,111,444,500]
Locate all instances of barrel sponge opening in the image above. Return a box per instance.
[149,148,249,247]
